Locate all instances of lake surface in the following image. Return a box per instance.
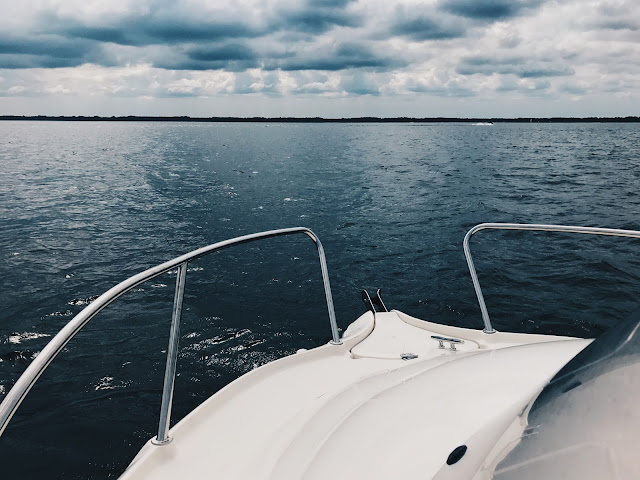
[1,121,639,478]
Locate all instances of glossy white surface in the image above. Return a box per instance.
[120,311,590,479]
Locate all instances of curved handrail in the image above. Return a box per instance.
[464,223,640,334]
[0,227,340,441]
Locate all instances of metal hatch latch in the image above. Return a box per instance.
[431,335,464,351]
[400,353,419,360]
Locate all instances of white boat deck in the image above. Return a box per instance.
[120,311,590,479]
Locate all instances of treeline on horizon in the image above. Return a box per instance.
[0,115,638,123]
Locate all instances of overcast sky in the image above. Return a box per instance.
[0,0,638,117]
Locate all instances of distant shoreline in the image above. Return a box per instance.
[0,115,638,123]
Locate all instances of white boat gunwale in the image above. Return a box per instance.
[0,227,340,443]
[2,222,640,478]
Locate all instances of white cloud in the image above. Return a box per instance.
[0,0,638,116]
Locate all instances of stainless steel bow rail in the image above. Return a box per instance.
[0,227,340,443]
[464,223,640,334]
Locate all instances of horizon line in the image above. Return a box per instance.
[1,115,639,123]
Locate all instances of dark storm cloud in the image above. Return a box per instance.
[438,0,541,21]
[19,0,364,71]
[50,15,262,47]
[280,7,361,34]
[155,58,259,71]
[188,44,257,62]
[41,0,360,49]
[272,42,406,71]
[0,54,83,69]
[0,35,86,57]
[0,34,103,69]
[281,11,357,33]
[276,0,362,33]
[387,0,542,43]
[456,56,574,78]
[144,20,260,43]
[133,38,401,74]
[390,16,466,41]
[158,43,285,72]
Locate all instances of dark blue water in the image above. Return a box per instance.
[1,121,639,478]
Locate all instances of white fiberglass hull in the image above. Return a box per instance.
[120,311,589,480]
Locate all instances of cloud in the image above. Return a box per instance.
[519,67,573,78]
[559,83,588,95]
[391,17,465,41]
[2,0,369,74]
[0,0,638,115]
[188,44,257,63]
[151,39,405,73]
[47,14,265,47]
[273,42,406,71]
[0,64,237,98]
[39,0,361,49]
[388,68,476,97]
[406,81,474,97]
[456,56,574,78]
[0,34,103,69]
[155,43,261,71]
[0,54,79,69]
[308,0,356,7]
[588,2,640,31]
[389,7,467,41]
[493,75,551,95]
[340,71,382,95]
[284,71,339,94]
[232,69,285,95]
[597,19,639,31]
[280,6,361,34]
[438,0,541,21]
